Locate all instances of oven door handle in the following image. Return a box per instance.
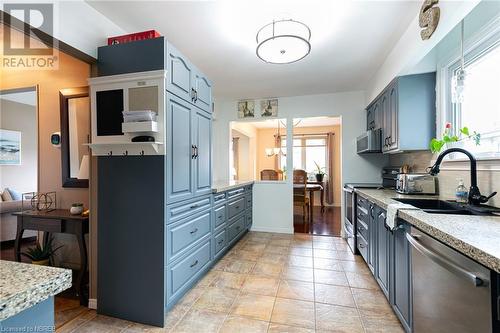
[406,233,485,287]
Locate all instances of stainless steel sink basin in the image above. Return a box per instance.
[392,198,499,216]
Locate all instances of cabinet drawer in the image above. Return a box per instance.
[167,211,211,260]
[227,187,245,199]
[214,229,226,255]
[357,196,369,211]
[167,240,211,299]
[246,213,252,228]
[357,219,368,240]
[357,206,369,223]
[228,197,245,219]
[213,192,226,204]
[228,215,245,242]
[357,234,368,263]
[213,205,226,229]
[167,196,211,224]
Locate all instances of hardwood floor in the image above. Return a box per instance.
[0,238,89,329]
[293,206,341,236]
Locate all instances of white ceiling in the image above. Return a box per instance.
[88,1,421,99]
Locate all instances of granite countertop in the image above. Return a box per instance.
[212,180,254,193]
[0,260,72,320]
[356,189,500,273]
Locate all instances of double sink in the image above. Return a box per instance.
[393,198,500,216]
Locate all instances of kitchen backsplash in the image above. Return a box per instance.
[389,151,500,207]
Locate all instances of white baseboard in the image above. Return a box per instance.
[250,226,294,234]
[88,298,97,310]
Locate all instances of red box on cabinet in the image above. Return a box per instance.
[107,30,161,45]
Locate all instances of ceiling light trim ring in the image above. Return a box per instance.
[255,19,312,43]
[256,35,311,64]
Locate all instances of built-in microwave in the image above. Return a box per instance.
[356,129,382,154]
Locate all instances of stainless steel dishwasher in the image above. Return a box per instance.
[407,227,492,333]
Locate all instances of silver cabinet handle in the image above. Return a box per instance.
[190,204,199,209]
[190,228,198,234]
[190,260,198,268]
[218,239,224,245]
[406,233,485,287]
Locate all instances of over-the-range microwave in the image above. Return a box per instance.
[356,129,382,154]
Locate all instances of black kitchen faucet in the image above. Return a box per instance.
[428,148,497,205]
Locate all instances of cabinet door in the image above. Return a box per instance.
[192,108,212,197]
[381,92,391,152]
[166,43,194,103]
[193,71,212,113]
[376,209,390,298]
[166,94,194,204]
[367,105,374,130]
[388,83,399,151]
[368,204,377,273]
[391,221,412,332]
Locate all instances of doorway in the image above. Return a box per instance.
[291,117,342,236]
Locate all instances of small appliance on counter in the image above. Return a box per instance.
[396,173,437,195]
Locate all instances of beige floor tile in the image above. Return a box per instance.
[231,250,261,261]
[260,252,287,264]
[242,275,280,296]
[359,308,405,333]
[249,231,273,239]
[210,271,246,290]
[315,303,364,333]
[351,288,392,311]
[219,315,269,333]
[334,250,357,261]
[315,283,356,308]
[70,321,125,333]
[289,247,313,257]
[171,308,226,333]
[270,297,315,329]
[272,233,293,240]
[230,293,276,321]
[287,255,314,268]
[164,305,190,331]
[281,266,314,282]
[293,233,313,240]
[277,280,315,301]
[196,270,220,287]
[213,258,231,271]
[246,237,271,244]
[241,242,267,253]
[313,241,337,250]
[314,258,343,271]
[268,323,315,333]
[177,286,206,307]
[265,245,289,255]
[192,286,239,313]
[334,242,350,251]
[345,271,380,290]
[222,259,256,274]
[122,322,168,332]
[314,269,349,286]
[290,239,313,248]
[252,261,284,277]
[340,259,372,275]
[269,239,292,247]
[313,249,337,259]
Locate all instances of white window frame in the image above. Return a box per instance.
[281,135,328,175]
[437,14,500,166]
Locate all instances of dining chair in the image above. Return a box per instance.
[293,169,310,222]
[261,169,279,181]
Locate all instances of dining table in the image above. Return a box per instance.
[293,182,325,219]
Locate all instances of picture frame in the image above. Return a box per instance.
[260,99,278,117]
[0,129,21,165]
[237,100,255,118]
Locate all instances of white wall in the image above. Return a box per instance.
[214,91,387,233]
[366,0,480,104]
[0,99,37,193]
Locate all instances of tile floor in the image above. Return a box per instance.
[58,232,404,333]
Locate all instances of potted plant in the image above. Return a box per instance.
[313,161,326,182]
[430,123,480,153]
[22,237,63,266]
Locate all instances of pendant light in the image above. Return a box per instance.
[256,19,311,64]
[452,20,466,104]
[265,120,286,157]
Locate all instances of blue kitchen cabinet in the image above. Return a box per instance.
[375,207,390,298]
[192,107,212,197]
[165,43,195,103]
[367,203,377,274]
[391,220,412,332]
[192,69,213,113]
[365,72,436,153]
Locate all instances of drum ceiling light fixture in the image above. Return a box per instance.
[256,19,311,64]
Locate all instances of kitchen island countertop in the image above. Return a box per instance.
[356,188,500,273]
[212,180,254,193]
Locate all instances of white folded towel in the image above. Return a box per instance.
[386,203,419,230]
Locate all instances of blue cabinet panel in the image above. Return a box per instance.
[228,197,245,219]
[375,207,390,298]
[166,43,194,102]
[228,215,245,243]
[214,229,227,256]
[192,70,213,113]
[214,205,226,229]
[192,108,212,197]
[166,196,211,224]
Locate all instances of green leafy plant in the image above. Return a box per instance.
[430,123,480,153]
[313,161,326,176]
[22,237,63,262]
